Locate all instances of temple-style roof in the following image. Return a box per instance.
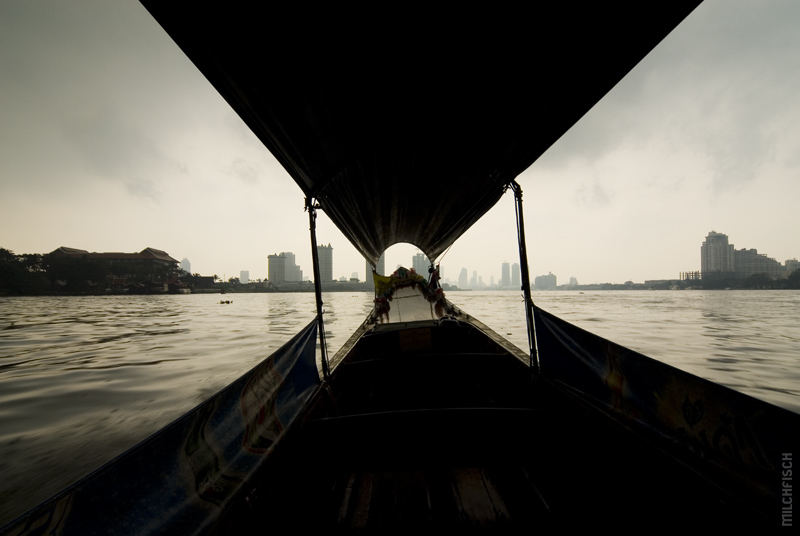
[49,247,178,263]
[50,247,89,256]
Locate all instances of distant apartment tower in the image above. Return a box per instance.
[534,272,557,290]
[734,248,783,279]
[240,270,249,284]
[701,231,735,279]
[267,252,303,284]
[458,268,468,289]
[365,253,386,289]
[280,252,303,282]
[317,243,333,282]
[412,252,430,277]
[500,263,510,288]
[702,231,786,281]
[786,259,800,276]
[511,263,521,288]
[180,258,191,274]
[267,253,286,283]
[470,270,479,289]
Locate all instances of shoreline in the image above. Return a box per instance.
[3,286,800,298]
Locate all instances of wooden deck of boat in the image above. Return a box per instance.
[215,320,774,531]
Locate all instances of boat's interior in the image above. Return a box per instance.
[119,4,787,531]
[215,317,772,531]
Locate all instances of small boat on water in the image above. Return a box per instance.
[3,2,798,533]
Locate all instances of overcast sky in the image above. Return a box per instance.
[1,1,798,285]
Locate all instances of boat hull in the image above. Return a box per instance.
[216,311,797,530]
[4,308,796,533]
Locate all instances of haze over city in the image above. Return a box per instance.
[1,0,799,286]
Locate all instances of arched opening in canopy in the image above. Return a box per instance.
[370,243,446,324]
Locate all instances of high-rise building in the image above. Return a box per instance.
[734,248,783,279]
[317,243,333,282]
[701,231,735,279]
[412,252,429,278]
[180,258,191,274]
[268,252,303,284]
[281,252,303,281]
[500,262,510,288]
[511,263,521,288]
[267,253,286,283]
[365,253,386,288]
[470,270,478,289]
[240,270,249,284]
[786,259,800,276]
[534,272,557,290]
[701,231,786,281]
[458,268,468,289]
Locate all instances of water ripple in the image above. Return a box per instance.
[1,290,798,526]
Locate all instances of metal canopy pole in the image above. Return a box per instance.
[306,197,330,380]
[510,181,540,373]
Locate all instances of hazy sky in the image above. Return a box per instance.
[1,1,798,285]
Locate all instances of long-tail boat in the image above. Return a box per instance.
[3,2,797,532]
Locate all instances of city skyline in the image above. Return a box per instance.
[1,1,799,285]
[9,227,797,290]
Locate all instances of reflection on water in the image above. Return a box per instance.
[0,290,798,525]
[450,290,800,413]
[0,293,365,526]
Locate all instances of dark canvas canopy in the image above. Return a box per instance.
[140,4,700,265]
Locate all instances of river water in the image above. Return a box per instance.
[0,290,798,525]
